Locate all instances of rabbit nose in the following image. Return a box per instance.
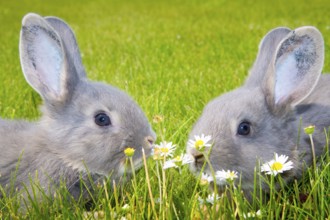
[145,136,155,148]
[193,153,205,164]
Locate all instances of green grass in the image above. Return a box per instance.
[0,0,330,219]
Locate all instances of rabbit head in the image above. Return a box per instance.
[19,13,156,179]
[187,26,325,194]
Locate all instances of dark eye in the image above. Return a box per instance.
[237,121,251,136]
[95,113,111,126]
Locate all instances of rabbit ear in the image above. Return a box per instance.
[45,16,87,78]
[245,27,291,87]
[19,13,79,103]
[264,26,324,111]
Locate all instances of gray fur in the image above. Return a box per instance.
[187,26,328,196]
[0,13,155,200]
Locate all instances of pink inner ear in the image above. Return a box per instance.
[34,31,63,96]
[274,53,299,104]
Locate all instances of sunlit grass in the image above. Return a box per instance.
[1,135,328,219]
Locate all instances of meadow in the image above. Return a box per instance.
[0,0,329,219]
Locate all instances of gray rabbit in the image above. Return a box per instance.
[187,26,329,197]
[0,13,156,200]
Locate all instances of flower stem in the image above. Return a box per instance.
[202,149,218,219]
[309,134,317,171]
[202,150,218,193]
[156,161,162,207]
[162,157,167,219]
[129,157,137,194]
[142,149,158,220]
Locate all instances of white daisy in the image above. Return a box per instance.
[181,153,195,165]
[215,169,238,184]
[152,141,176,160]
[197,197,204,205]
[187,134,212,151]
[261,153,293,176]
[202,193,220,205]
[198,193,220,205]
[163,154,194,169]
[163,160,177,169]
[200,173,214,186]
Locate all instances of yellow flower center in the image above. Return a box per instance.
[160,147,169,153]
[174,156,182,162]
[124,147,135,157]
[228,172,235,178]
[195,140,205,149]
[271,162,283,171]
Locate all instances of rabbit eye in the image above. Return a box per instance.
[237,121,251,136]
[95,113,111,126]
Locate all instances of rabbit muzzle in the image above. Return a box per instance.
[117,134,155,175]
[193,153,205,168]
[186,148,206,172]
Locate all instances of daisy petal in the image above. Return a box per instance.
[163,160,178,169]
[261,153,294,176]
[187,134,213,151]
